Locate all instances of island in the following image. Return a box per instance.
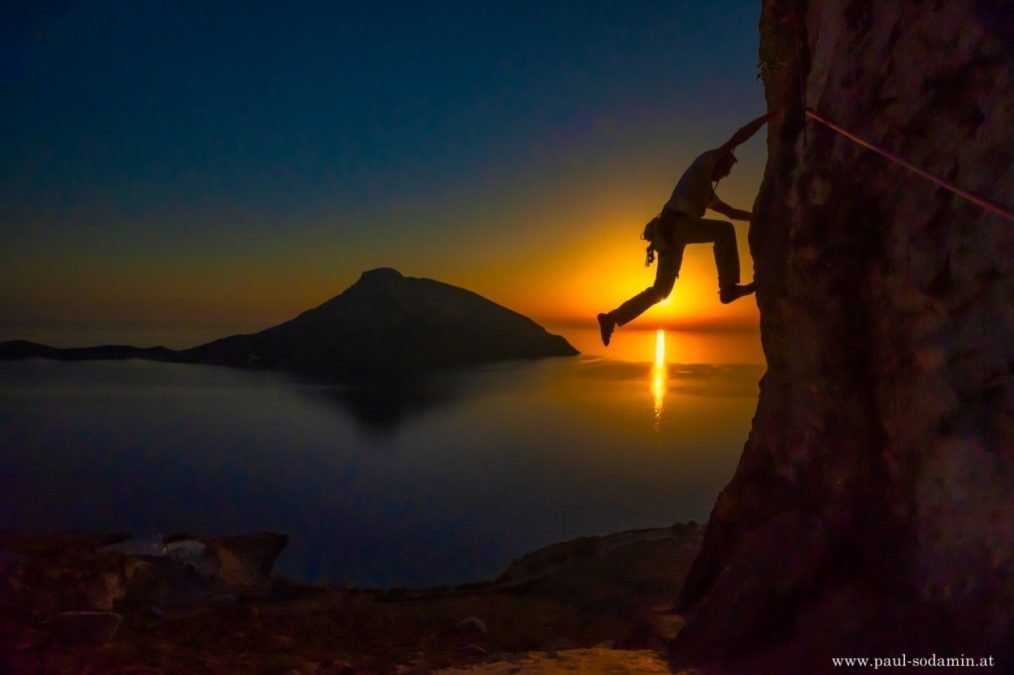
[0,268,577,370]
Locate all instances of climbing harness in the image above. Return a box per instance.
[641,214,661,266]
[641,209,685,266]
[804,108,1014,222]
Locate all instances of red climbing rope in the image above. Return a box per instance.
[804,107,1014,223]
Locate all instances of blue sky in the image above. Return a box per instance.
[1,1,767,331]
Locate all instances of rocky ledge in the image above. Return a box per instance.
[0,524,702,674]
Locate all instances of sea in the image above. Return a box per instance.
[0,322,764,587]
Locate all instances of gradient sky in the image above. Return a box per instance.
[1,0,767,341]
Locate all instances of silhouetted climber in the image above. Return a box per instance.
[597,113,769,346]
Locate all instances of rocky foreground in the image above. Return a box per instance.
[0,524,702,674]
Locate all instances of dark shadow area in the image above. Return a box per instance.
[290,371,466,436]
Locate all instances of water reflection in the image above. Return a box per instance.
[651,330,666,430]
[0,354,762,586]
[551,325,764,365]
[292,371,464,436]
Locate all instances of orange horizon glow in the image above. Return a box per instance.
[2,147,765,361]
[507,230,762,332]
[453,186,764,336]
[3,215,761,332]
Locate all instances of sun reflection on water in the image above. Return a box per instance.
[651,329,666,430]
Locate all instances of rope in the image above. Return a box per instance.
[804,107,1014,222]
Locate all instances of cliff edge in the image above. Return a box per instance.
[672,1,1012,671]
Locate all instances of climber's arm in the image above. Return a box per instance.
[717,112,770,155]
[708,195,752,221]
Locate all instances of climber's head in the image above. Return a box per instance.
[713,150,737,180]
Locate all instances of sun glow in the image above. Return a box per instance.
[651,329,667,430]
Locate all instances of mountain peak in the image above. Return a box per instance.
[357,268,403,285]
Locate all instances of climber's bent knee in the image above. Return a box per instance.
[648,287,671,303]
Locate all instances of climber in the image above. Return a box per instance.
[597,112,769,346]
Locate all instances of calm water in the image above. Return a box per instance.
[0,326,763,586]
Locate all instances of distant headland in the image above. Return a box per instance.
[0,268,578,370]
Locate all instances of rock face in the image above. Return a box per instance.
[200,532,289,589]
[672,1,1012,671]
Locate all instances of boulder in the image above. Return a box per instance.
[201,532,289,589]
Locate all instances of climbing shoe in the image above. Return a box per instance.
[719,282,756,304]
[597,313,616,346]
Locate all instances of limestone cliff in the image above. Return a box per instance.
[672,1,1013,671]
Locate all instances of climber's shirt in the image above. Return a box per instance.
[663,149,718,218]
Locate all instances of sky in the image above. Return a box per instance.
[1,0,768,345]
